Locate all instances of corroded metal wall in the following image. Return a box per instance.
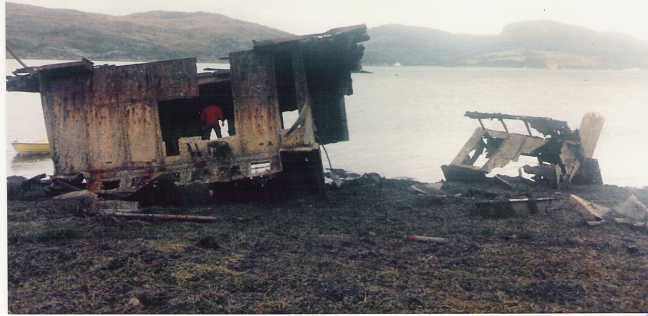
[40,73,92,174]
[17,25,369,194]
[39,58,198,176]
[229,50,282,156]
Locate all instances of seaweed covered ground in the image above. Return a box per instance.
[7,176,648,313]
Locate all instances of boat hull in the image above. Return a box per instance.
[12,142,51,155]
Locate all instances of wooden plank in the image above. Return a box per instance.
[101,211,218,223]
[567,194,610,221]
[407,235,449,243]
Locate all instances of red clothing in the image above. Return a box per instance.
[200,105,224,126]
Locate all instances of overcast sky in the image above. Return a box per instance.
[7,0,648,40]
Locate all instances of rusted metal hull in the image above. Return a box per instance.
[6,25,370,197]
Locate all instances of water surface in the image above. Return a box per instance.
[5,60,648,187]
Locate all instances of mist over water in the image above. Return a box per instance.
[5,60,648,187]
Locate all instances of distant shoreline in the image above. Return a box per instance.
[6,57,644,71]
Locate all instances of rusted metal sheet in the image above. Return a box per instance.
[229,50,282,156]
[39,58,198,179]
[39,72,93,174]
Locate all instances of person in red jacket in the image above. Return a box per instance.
[200,104,225,139]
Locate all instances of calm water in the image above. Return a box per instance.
[5,59,648,187]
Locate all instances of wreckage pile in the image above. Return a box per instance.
[5,25,370,200]
[7,162,648,228]
[442,111,605,188]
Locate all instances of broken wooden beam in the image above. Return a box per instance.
[407,235,449,243]
[410,185,428,195]
[95,200,139,213]
[100,211,218,223]
[567,194,610,221]
[586,220,606,226]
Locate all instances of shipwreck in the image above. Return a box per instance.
[6,25,369,199]
[442,111,605,188]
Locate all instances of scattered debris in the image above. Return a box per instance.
[615,194,648,222]
[559,193,648,227]
[48,176,84,195]
[127,297,141,307]
[325,169,361,188]
[613,217,647,227]
[409,183,447,197]
[474,196,559,218]
[586,220,606,226]
[7,175,48,200]
[567,194,610,222]
[410,185,428,195]
[442,111,605,188]
[325,171,383,188]
[50,190,100,214]
[95,200,140,213]
[406,235,449,243]
[52,190,98,201]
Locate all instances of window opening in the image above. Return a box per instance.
[274,52,301,130]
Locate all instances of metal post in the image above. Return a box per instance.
[6,44,30,70]
[498,118,509,134]
[523,121,533,136]
[478,119,485,130]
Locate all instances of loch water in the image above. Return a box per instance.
[5,59,648,187]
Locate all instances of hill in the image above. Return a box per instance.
[6,2,291,61]
[365,21,648,68]
[6,3,648,68]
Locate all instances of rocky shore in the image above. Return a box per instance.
[6,172,648,313]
